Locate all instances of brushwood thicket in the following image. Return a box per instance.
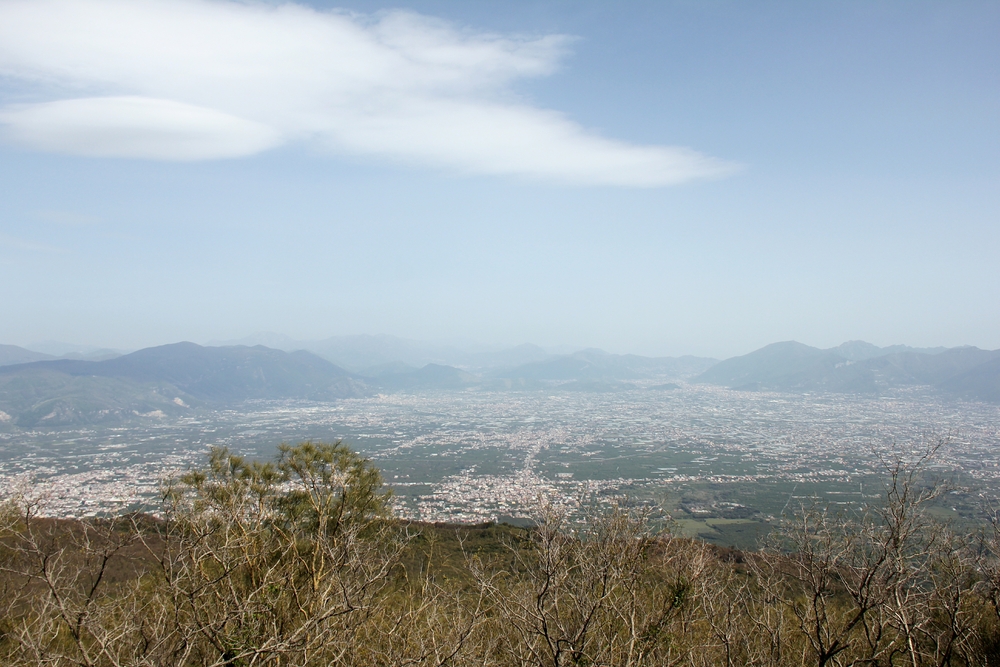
[2,441,1000,666]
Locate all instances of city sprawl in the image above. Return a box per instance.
[1,385,997,546]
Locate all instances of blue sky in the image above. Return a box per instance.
[1,0,997,358]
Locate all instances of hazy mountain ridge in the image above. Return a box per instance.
[0,339,718,426]
[364,349,714,392]
[492,349,718,382]
[831,340,949,361]
[206,334,713,383]
[0,344,55,366]
[0,368,197,428]
[0,344,122,367]
[3,337,997,428]
[695,341,1000,401]
[208,333,555,371]
[374,363,479,391]
[0,343,366,426]
[44,342,364,401]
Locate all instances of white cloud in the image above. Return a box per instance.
[0,97,281,159]
[0,0,737,185]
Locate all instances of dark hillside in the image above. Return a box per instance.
[874,347,1000,385]
[0,342,365,403]
[696,341,1000,401]
[831,340,949,361]
[695,341,843,390]
[939,356,1000,402]
[0,343,367,426]
[0,369,194,427]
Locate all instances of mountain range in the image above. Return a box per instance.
[0,341,715,426]
[0,337,997,428]
[694,340,1000,400]
[489,348,715,382]
[206,333,555,372]
[0,343,124,366]
[0,343,364,427]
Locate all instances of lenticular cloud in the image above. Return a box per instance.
[0,0,736,186]
[0,97,282,160]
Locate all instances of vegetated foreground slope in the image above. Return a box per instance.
[1,441,998,666]
[696,340,1000,401]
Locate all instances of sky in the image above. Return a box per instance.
[0,0,997,359]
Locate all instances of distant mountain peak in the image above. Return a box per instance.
[830,340,884,361]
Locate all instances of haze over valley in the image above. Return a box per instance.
[1,334,997,548]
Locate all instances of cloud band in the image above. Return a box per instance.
[0,0,737,185]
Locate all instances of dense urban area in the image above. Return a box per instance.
[2,384,997,546]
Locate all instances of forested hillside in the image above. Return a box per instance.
[0,343,366,426]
